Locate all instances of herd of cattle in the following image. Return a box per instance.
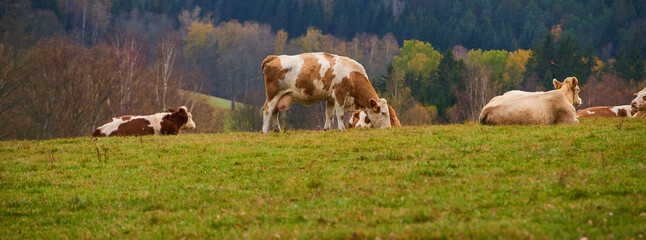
[91,52,646,137]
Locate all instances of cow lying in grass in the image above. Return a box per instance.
[479,77,581,125]
[92,106,195,137]
[576,105,636,118]
[348,105,402,129]
[632,87,646,112]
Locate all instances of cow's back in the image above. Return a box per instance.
[480,91,574,125]
[262,52,371,106]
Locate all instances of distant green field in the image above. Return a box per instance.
[179,90,243,110]
[1,118,645,239]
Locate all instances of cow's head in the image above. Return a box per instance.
[553,77,581,106]
[167,106,196,130]
[367,98,392,129]
[631,87,646,111]
[348,110,372,129]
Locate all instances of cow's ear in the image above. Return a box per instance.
[571,77,578,86]
[369,98,379,112]
[168,107,175,112]
[178,107,187,115]
[552,79,562,89]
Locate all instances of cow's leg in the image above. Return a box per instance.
[262,100,276,134]
[323,101,335,130]
[335,103,346,131]
[273,112,282,132]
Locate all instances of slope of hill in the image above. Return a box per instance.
[179,90,245,110]
[1,118,645,238]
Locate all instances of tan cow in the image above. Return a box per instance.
[576,105,636,118]
[92,106,195,137]
[261,52,393,133]
[479,77,581,125]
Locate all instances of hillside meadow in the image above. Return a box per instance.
[1,118,645,239]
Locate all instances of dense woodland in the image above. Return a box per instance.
[0,0,645,139]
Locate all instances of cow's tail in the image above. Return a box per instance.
[261,55,278,72]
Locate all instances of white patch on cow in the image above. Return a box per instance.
[146,112,170,135]
[277,54,304,91]
[606,105,634,117]
[99,117,129,136]
[354,111,372,128]
[313,54,331,91]
[586,110,595,115]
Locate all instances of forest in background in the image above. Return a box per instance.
[0,0,645,140]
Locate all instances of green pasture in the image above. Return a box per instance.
[1,118,645,239]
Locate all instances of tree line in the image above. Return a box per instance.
[0,1,645,139]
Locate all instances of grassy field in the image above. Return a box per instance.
[1,118,645,239]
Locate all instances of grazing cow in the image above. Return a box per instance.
[576,105,636,118]
[479,77,581,125]
[92,106,195,137]
[348,105,402,129]
[631,87,646,112]
[261,52,392,133]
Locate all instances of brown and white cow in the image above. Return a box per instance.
[576,105,636,118]
[348,110,372,128]
[92,106,195,137]
[348,105,402,129]
[479,77,581,125]
[631,87,646,112]
[261,52,392,133]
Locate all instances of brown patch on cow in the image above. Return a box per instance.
[388,105,402,127]
[113,119,155,136]
[349,71,379,109]
[322,52,335,63]
[334,76,351,107]
[617,108,628,117]
[160,119,179,135]
[120,115,133,121]
[321,68,336,91]
[321,53,336,90]
[295,53,323,96]
[162,108,189,135]
[92,129,105,137]
[262,55,288,109]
